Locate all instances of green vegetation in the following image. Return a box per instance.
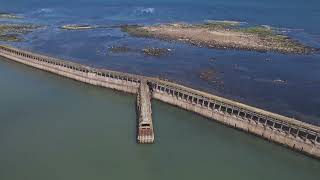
[202,20,241,29]
[238,26,274,37]
[120,22,314,54]
[121,25,153,37]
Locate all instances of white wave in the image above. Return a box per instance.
[134,7,155,16]
[36,8,54,14]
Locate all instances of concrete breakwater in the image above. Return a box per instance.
[0,45,319,158]
[137,81,154,143]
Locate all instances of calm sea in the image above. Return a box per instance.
[0,0,320,179]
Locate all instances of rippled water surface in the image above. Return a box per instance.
[0,0,320,179]
[1,57,320,180]
[1,0,320,124]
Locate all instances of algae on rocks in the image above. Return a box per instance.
[0,24,40,42]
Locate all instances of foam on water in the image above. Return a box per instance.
[134,7,155,16]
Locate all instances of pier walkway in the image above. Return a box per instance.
[137,81,154,143]
[0,45,319,159]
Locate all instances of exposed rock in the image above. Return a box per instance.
[108,46,133,53]
[121,23,315,54]
[0,24,40,42]
[0,34,22,42]
[61,24,96,30]
[142,48,171,57]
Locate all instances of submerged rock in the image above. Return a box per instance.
[108,45,172,57]
[200,70,216,81]
[142,48,171,57]
[108,46,133,53]
[0,34,23,42]
[0,24,40,42]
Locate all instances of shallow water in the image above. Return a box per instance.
[1,57,320,180]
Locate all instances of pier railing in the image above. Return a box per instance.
[0,45,319,157]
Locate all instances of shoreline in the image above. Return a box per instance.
[121,23,316,54]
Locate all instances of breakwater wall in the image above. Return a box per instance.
[137,81,154,143]
[0,45,319,158]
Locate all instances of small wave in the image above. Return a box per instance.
[261,25,272,30]
[36,8,54,14]
[134,7,155,16]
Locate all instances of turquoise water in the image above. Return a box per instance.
[0,57,319,180]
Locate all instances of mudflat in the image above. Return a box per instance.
[121,22,315,54]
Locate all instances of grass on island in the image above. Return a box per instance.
[238,26,274,37]
[202,20,241,29]
[120,25,152,37]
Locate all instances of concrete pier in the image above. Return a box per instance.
[0,45,319,159]
[137,81,154,143]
